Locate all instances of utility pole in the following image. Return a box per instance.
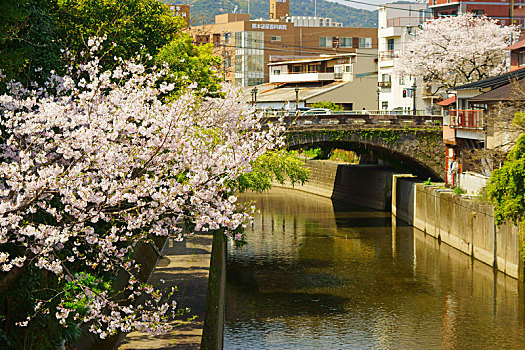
[222,30,226,82]
[412,79,417,116]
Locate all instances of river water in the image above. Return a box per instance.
[224,188,525,349]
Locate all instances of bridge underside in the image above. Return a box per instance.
[285,128,445,181]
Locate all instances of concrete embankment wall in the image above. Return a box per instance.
[275,159,393,211]
[201,232,227,350]
[393,175,521,280]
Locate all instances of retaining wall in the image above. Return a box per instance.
[393,176,521,280]
[276,159,394,211]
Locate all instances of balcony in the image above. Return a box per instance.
[379,50,400,61]
[269,72,335,83]
[386,17,427,28]
[447,110,484,129]
[421,84,439,98]
[378,81,391,88]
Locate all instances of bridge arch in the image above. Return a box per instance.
[285,127,445,181]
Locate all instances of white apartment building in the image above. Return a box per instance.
[377,3,441,114]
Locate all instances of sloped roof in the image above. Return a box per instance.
[506,39,525,51]
[242,82,349,102]
[455,67,525,91]
[469,83,525,101]
[437,95,456,106]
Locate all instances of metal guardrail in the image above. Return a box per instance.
[265,109,443,118]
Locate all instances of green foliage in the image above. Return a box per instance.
[453,186,465,195]
[234,150,309,193]
[487,133,525,226]
[329,149,359,163]
[0,0,62,89]
[178,0,377,28]
[57,0,182,67]
[311,101,343,111]
[301,147,322,159]
[156,34,222,95]
[423,178,432,185]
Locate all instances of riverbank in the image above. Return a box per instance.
[275,159,522,280]
[117,233,214,349]
[393,175,522,280]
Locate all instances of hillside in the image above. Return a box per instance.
[170,0,377,27]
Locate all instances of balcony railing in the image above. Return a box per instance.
[269,72,335,83]
[378,81,392,88]
[447,109,484,129]
[386,17,428,28]
[379,50,400,61]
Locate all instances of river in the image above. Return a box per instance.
[224,188,525,349]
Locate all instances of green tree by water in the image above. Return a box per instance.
[486,114,525,256]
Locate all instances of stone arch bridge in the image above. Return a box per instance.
[272,113,445,180]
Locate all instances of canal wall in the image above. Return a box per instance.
[275,159,394,211]
[392,176,522,280]
[202,232,227,350]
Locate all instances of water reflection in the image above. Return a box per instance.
[224,188,524,349]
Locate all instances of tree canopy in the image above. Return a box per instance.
[395,13,519,90]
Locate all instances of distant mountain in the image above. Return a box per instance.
[169,0,377,27]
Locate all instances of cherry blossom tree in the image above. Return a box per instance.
[395,13,519,90]
[0,37,285,342]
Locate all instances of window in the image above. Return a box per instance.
[224,56,231,68]
[319,36,333,48]
[273,69,281,75]
[381,74,391,83]
[359,37,372,48]
[224,32,232,44]
[340,37,352,48]
[308,64,320,72]
[345,64,352,73]
[399,74,405,85]
[382,101,388,110]
[271,35,281,42]
[472,9,484,16]
[387,38,394,51]
[519,51,525,66]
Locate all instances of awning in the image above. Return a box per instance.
[437,96,456,106]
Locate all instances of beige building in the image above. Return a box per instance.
[244,52,378,111]
[190,0,377,87]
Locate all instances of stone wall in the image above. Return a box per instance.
[275,159,394,211]
[393,177,521,280]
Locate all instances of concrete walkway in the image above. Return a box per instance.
[118,233,213,350]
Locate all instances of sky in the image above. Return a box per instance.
[324,0,420,11]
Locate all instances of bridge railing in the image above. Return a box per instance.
[261,110,443,128]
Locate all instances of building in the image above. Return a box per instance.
[508,37,525,70]
[190,0,377,87]
[167,4,190,26]
[286,16,343,27]
[429,0,525,26]
[244,53,378,110]
[377,3,440,114]
[443,67,525,183]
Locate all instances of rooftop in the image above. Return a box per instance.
[455,67,525,91]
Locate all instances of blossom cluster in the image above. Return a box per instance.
[394,13,519,89]
[0,38,282,338]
